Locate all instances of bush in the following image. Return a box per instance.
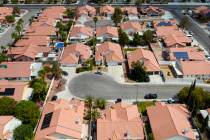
[5,15,15,23]
[0,97,17,115]
[14,124,34,140]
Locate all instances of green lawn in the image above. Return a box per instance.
[136,101,155,116]
[123,48,137,53]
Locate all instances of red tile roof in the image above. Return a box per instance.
[96,26,118,38]
[70,25,93,38]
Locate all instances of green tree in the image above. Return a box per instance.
[143,30,154,45]
[112,7,123,26]
[0,53,8,62]
[65,8,75,19]
[51,61,62,79]
[85,96,94,109]
[132,33,145,46]
[12,7,21,16]
[11,0,18,4]
[14,101,39,127]
[130,61,149,82]
[13,124,34,140]
[0,97,17,115]
[11,32,20,41]
[95,98,107,110]
[84,109,101,121]
[177,86,189,103]
[5,15,15,23]
[179,16,189,30]
[38,65,51,79]
[93,16,98,35]
[30,78,48,101]
[118,28,129,47]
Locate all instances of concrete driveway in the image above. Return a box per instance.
[108,65,125,83]
[69,73,210,100]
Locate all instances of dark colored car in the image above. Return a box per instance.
[94,71,102,75]
[144,93,158,99]
[62,71,68,76]
[115,98,122,103]
[51,95,57,101]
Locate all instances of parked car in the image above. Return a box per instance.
[94,71,102,75]
[115,98,122,103]
[144,93,158,99]
[51,95,57,101]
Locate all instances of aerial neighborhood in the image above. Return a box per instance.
[0,0,210,140]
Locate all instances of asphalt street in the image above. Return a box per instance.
[170,10,210,53]
[69,73,210,100]
[0,9,39,46]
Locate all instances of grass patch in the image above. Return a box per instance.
[76,66,92,73]
[124,48,137,52]
[76,59,95,73]
[136,101,155,116]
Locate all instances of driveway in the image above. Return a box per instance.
[107,65,125,83]
[69,73,210,100]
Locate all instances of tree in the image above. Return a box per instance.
[11,0,18,4]
[129,61,149,82]
[29,78,48,101]
[85,96,94,109]
[51,61,62,79]
[132,33,145,46]
[143,30,153,45]
[177,87,189,103]
[84,109,100,121]
[93,16,98,34]
[12,7,21,16]
[179,16,189,30]
[5,15,15,23]
[0,97,17,115]
[11,32,19,41]
[0,53,8,62]
[14,101,40,127]
[135,0,143,7]
[95,98,107,110]
[65,8,75,19]
[38,65,51,79]
[13,124,34,140]
[112,7,123,26]
[118,28,129,47]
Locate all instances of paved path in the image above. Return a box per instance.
[0,9,39,46]
[69,73,210,100]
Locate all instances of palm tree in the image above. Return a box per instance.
[11,32,19,41]
[85,96,94,109]
[93,16,98,35]
[51,61,62,79]
[38,66,51,80]
[95,98,107,110]
[91,109,101,121]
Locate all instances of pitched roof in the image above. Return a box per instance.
[120,21,143,32]
[127,48,160,72]
[121,7,138,15]
[35,99,85,140]
[142,6,165,15]
[169,47,205,61]
[0,62,32,78]
[179,60,210,75]
[100,5,114,15]
[97,103,144,140]
[96,26,118,38]
[193,6,209,14]
[95,42,124,63]
[70,25,93,38]
[8,44,51,60]
[0,81,29,101]
[147,102,196,140]
[77,5,96,16]
[0,116,13,139]
[61,43,91,65]
[15,36,50,47]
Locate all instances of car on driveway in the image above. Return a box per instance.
[144,93,158,99]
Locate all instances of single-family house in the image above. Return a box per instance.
[120,21,144,39]
[0,62,42,81]
[96,26,118,42]
[156,26,192,48]
[0,116,22,140]
[97,102,145,140]
[173,60,210,80]
[0,80,33,101]
[8,44,52,61]
[147,102,198,140]
[141,6,165,16]
[193,6,210,18]
[69,25,94,43]
[35,98,88,140]
[76,5,96,23]
[60,43,91,67]
[121,7,139,20]
[166,47,205,61]
[95,42,124,66]
[100,5,114,19]
[127,48,160,75]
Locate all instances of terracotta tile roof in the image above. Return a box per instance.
[100,5,114,15]
[0,81,29,101]
[70,25,93,38]
[0,62,32,78]
[147,102,196,140]
[0,116,13,139]
[77,5,96,17]
[61,43,91,65]
[121,7,138,15]
[96,26,118,38]
[97,103,144,140]
[120,21,144,32]
[127,48,160,72]
[8,44,51,60]
[169,47,205,61]
[15,36,50,47]
[179,60,210,75]
[193,6,209,14]
[35,99,85,140]
[38,6,66,20]
[156,26,191,47]
[0,7,13,22]
[95,42,124,63]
